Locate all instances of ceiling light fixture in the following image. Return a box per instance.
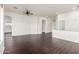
[25,9,34,16]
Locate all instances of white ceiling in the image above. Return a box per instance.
[4,4,79,17]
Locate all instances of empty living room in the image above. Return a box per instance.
[1,4,79,54]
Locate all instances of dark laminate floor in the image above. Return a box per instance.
[4,32,79,54]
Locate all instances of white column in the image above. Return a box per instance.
[0,4,4,54]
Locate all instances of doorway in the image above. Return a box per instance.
[42,20,46,33]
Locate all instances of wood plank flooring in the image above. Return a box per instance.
[4,32,79,54]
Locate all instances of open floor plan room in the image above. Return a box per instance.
[1,4,79,54]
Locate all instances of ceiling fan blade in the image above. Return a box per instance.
[30,13,34,15]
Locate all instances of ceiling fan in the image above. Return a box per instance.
[13,6,34,15]
[25,10,34,15]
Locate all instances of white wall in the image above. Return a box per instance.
[65,10,79,31]
[53,10,79,43]
[0,6,4,54]
[0,8,1,41]
[53,30,79,43]
[56,15,65,30]
[5,12,52,36]
[0,7,1,53]
[12,15,38,35]
[57,10,79,31]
